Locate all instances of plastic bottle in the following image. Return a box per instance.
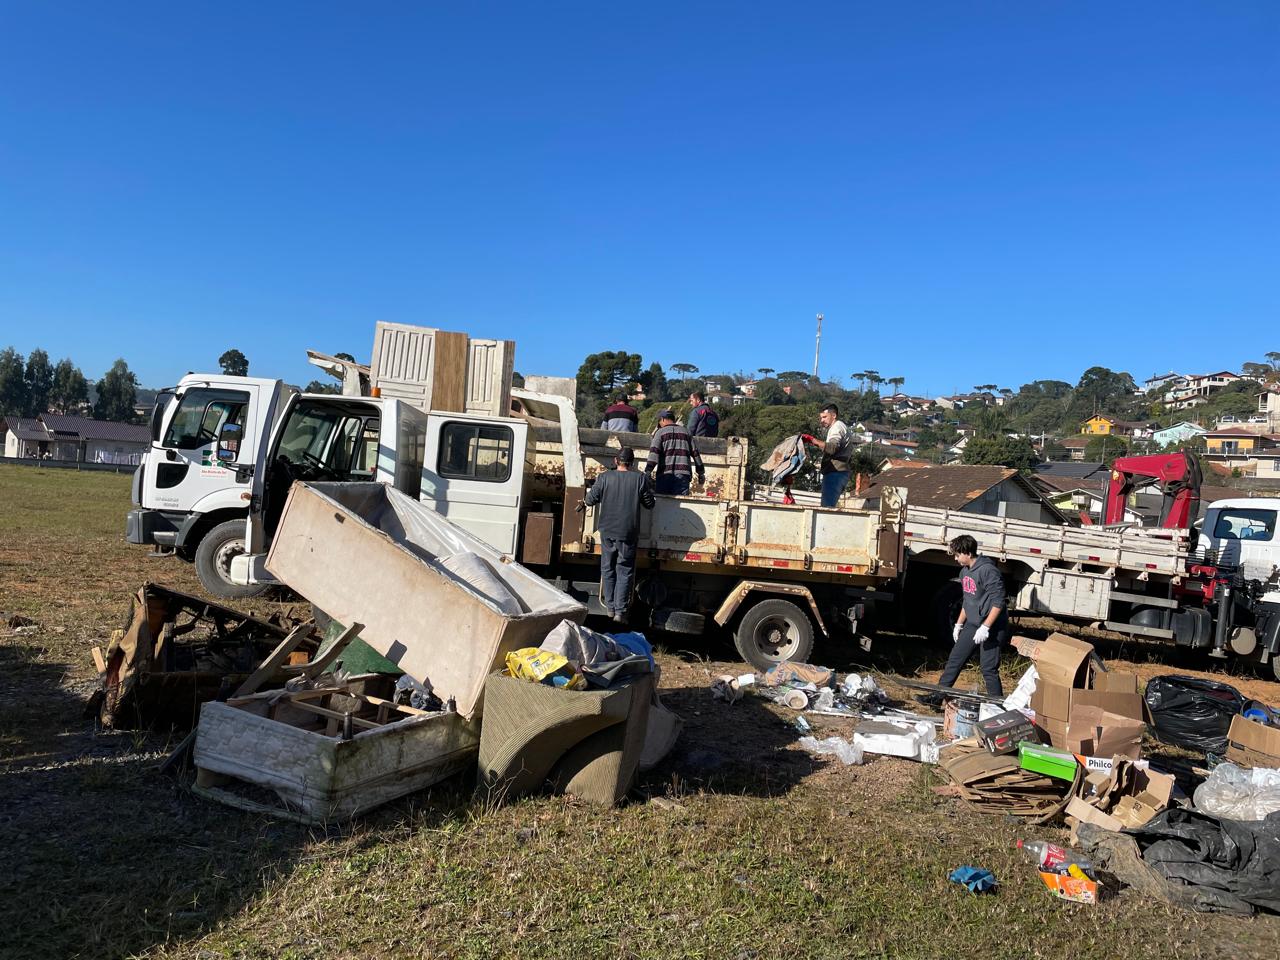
[1016,840,1094,874]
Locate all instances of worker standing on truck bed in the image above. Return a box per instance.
[647,408,705,495]
[686,391,720,438]
[802,403,852,508]
[584,448,655,623]
[938,534,1008,697]
[601,394,640,432]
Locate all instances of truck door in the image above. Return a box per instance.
[1204,504,1279,590]
[420,414,528,555]
[142,382,265,517]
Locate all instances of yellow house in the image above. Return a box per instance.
[1204,429,1271,455]
[1081,416,1117,435]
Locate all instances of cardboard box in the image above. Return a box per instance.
[1088,760,1175,829]
[1019,742,1079,781]
[1026,633,1094,687]
[1066,795,1124,835]
[1225,714,1280,768]
[1034,715,1069,748]
[1066,704,1144,760]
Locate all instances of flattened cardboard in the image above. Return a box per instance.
[1067,704,1144,759]
[1026,633,1093,687]
[1225,714,1280,768]
[1031,681,1074,722]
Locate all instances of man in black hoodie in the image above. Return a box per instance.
[938,534,1009,697]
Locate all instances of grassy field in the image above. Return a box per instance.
[2,463,1278,959]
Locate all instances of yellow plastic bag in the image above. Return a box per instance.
[504,648,584,689]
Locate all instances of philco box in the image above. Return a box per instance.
[1225,715,1280,768]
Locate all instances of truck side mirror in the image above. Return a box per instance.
[216,422,243,464]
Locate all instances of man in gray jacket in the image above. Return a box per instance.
[938,534,1009,696]
[584,448,656,623]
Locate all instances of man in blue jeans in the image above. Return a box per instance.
[937,534,1008,697]
[802,404,852,508]
[584,448,655,622]
[647,408,705,496]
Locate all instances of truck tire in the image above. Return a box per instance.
[734,599,814,671]
[194,519,269,599]
[650,608,706,635]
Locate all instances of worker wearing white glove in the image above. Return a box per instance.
[938,535,1008,697]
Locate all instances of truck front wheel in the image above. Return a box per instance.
[734,599,814,671]
[194,519,269,600]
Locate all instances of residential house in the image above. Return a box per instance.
[934,392,994,411]
[1152,422,1207,448]
[706,389,735,406]
[1203,428,1276,457]
[880,394,934,417]
[1258,385,1280,430]
[16,414,151,465]
[3,418,51,458]
[1142,372,1187,395]
[856,465,1066,525]
[736,380,758,399]
[878,457,932,471]
[1081,415,1120,436]
[1030,473,1142,525]
[1166,371,1241,409]
[1057,436,1091,462]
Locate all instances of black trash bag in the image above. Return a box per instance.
[1143,675,1244,754]
[1079,809,1280,915]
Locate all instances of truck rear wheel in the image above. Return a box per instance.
[194,519,269,599]
[734,599,814,671]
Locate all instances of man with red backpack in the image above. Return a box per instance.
[686,391,719,438]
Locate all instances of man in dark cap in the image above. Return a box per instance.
[584,447,655,622]
[647,408,705,495]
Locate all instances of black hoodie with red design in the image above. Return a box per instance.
[960,556,1008,627]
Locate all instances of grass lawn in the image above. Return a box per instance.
[1,463,1278,959]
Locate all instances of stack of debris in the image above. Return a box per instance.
[92,584,314,729]
[1022,633,1144,755]
[938,741,1074,819]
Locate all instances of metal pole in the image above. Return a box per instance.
[813,313,823,378]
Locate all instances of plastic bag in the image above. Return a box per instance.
[504,648,584,689]
[1144,675,1245,754]
[798,735,864,765]
[1193,763,1280,821]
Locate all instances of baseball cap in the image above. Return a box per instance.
[658,408,676,420]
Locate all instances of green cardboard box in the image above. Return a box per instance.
[1018,742,1078,782]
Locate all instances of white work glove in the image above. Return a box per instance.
[952,622,963,643]
[974,624,991,645]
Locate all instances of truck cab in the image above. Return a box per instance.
[1199,499,1280,604]
[129,374,430,597]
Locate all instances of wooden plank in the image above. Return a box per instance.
[286,700,381,730]
[226,686,345,707]
[233,621,316,698]
[432,330,469,412]
[90,646,107,674]
[299,621,365,681]
[360,693,433,717]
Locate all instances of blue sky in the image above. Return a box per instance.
[0,3,1275,396]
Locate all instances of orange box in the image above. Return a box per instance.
[1038,870,1101,904]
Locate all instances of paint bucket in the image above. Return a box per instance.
[781,689,809,710]
[952,699,981,739]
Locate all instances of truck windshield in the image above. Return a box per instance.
[163,388,249,450]
[1212,508,1276,542]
